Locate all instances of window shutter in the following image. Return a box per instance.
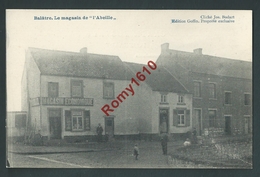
[186,110,190,127]
[173,110,178,126]
[65,110,72,131]
[84,110,90,130]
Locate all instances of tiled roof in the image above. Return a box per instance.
[125,62,189,93]
[29,48,133,80]
[157,49,252,79]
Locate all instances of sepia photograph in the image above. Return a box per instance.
[6,10,252,168]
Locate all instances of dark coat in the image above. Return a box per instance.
[96,126,103,135]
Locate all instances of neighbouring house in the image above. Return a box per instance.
[6,111,27,142]
[125,62,193,139]
[156,43,252,136]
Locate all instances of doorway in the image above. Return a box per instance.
[194,109,202,136]
[159,108,169,133]
[225,116,232,135]
[49,109,61,139]
[105,117,114,139]
[244,116,251,134]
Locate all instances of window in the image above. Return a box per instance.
[103,82,114,99]
[65,110,90,131]
[209,110,216,127]
[48,82,59,97]
[225,92,232,105]
[244,94,251,105]
[71,80,83,98]
[72,111,83,131]
[173,109,190,127]
[209,83,216,99]
[178,95,185,103]
[161,94,167,103]
[194,81,201,97]
[177,110,185,126]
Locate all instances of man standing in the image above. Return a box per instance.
[96,123,103,142]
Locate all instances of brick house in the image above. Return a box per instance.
[156,43,252,136]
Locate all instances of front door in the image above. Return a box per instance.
[105,117,114,139]
[159,109,169,133]
[49,109,61,139]
[194,109,202,135]
[225,116,231,135]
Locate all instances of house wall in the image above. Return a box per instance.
[39,75,140,139]
[157,49,252,136]
[21,51,41,133]
[153,92,193,134]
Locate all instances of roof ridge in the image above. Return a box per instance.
[28,47,120,58]
[168,49,252,63]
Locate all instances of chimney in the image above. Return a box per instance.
[161,43,169,53]
[193,48,202,55]
[80,47,88,54]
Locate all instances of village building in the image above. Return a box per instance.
[6,111,27,142]
[22,47,193,142]
[124,62,193,140]
[156,43,252,136]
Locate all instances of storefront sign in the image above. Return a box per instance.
[41,97,93,106]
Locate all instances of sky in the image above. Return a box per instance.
[6,10,252,111]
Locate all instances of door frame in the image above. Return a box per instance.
[104,116,115,136]
[244,115,251,134]
[159,107,169,134]
[224,115,232,135]
[194,108,202,136]
[48,108,62,139]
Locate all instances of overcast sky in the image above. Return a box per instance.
[6,10,252,111]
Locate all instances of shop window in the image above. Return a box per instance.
[209,110,216,127]
[103,82,114,99]
[48,82,59,97]
[244,93,251,105]
[65,110,90,131]
[225,91,232,105]
[194,81,201,97]
[209,83,216,99]
[71,80,83,98]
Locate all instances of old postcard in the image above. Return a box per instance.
[6,10,252,168]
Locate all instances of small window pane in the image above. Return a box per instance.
[71,81,82,97]
[194,82,201,97]
[209,83,216,98]
[244,94,251,105]
[104,82,114,98]
[225,92,232,104]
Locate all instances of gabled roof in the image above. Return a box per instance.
[125,62,189,93]
[28,48,133,80]
[157,49,252,79]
